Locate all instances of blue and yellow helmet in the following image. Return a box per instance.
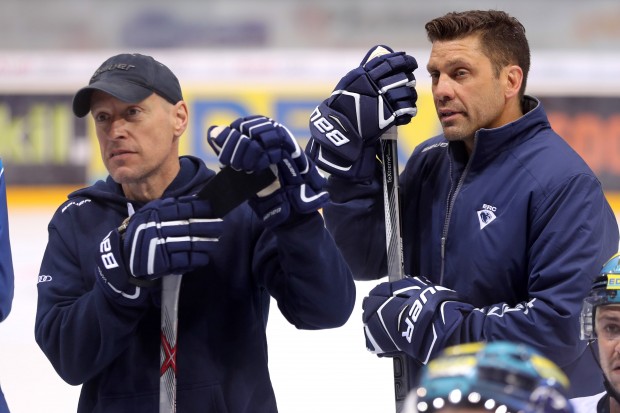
[412,341,572,413]
[580,253,620,341]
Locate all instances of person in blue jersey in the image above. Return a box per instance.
[34,53,355,413]
[305,9,619,399]
[0,159,15,413]
[573,253,620,413]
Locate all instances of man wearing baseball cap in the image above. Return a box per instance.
[72,53,183,118]
[34,53,355,413]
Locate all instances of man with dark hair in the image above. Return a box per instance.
[305,9,618,398]
[34,53,355,413]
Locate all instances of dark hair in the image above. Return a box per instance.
[425,10,530,97]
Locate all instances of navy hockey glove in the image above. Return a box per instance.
[306,45,418,181]
[208,115,329,228]
[95,195,223,304]
[362,276,471,365]
[96,228,154,307]
[123,196,223,278]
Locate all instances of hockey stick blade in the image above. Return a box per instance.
[197,167,277,217]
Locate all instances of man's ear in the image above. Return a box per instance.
[504,65,523,99]
[173,101,189,138]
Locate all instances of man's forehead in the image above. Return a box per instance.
[597,304,620,316]
[426,36,486,71]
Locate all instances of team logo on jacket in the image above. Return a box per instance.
[38,274,53,283]
[477,204,497,230]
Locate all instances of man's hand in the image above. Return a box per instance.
[306,45,418,181]
[362,276,471,365]
[208,115,329,228]
[95,196,223,305]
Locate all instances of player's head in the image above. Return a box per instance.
[580,253,620,403]
[580,253,620,342]
[424,10,530,98]
[72,53,183,118]
[408,341,573,413]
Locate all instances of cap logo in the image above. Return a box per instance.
[607,274,620,289]
[90,63,136,82]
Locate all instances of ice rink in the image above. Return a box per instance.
[0,203,395,413]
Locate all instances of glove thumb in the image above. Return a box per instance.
[361,45,395,66]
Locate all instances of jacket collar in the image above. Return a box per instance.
[448,96,550,170]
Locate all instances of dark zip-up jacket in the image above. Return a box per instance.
[35,156,355,412]
[0,159,14,413]
[323,97,618,398]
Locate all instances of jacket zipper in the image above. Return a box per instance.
[440,138,476,284]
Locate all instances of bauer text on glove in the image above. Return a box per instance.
[362,276,472,365]
[306,45,418,181]
[95,195,223,305]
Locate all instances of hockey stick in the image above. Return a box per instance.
[159,166,277,413]
[380,128,410,413]
[364,45,410,413]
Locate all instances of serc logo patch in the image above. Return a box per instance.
[477,204,497,230]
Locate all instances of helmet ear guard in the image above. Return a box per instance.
[580,298,595,340]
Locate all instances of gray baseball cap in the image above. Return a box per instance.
[72,53,183,118]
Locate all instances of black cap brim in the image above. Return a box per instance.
[72,79,154,118]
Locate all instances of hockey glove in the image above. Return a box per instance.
[362,276,471,365]
[306,45,418,181]
[96,195,223,304]
[96,228,153,307]
[208,115,329,228]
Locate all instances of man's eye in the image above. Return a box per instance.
[603,323,620,339]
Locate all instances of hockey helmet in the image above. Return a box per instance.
[580,253,620,341]
[412,341,573,413]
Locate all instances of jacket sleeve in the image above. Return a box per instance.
[440,174,619,369]
[253,211,356,329]
[322,172,388,281]
[0,160,14,322]
[34,214,152,385]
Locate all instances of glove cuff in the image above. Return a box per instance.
[249,190,291,228]
[307,140,379,182]
[95,229,151,307]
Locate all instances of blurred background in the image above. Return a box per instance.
[2,0,619,50]
[0,1,619,412]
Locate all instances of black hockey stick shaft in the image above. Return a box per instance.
[363,44,410,413]
[159,166,277,413]
[197,167,278,216]
[381,129,410,413]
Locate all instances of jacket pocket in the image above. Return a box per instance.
[177,381,230,413]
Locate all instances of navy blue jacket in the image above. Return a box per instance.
[35,156,355,413]
[0,159,14,413]
[0,159,13,322]
[324,97,618,398]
